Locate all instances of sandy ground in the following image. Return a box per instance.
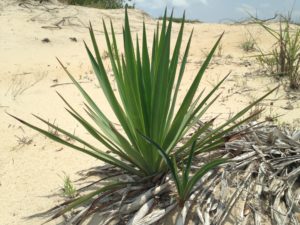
[1,1,300,224]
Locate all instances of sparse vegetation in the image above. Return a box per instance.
[47,119,59,137]
[217,43,223,56]
[59,0,133,9]
[102,44,118,60]
[13,135,33,150]
[62,173,77,198]
[241,35,256,52]
[254,15,300,89]
[15,135,33,145]
[248,103,264,121]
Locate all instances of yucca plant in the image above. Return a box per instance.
[10,7,276,222]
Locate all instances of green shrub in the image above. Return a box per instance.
[9,7,276,219]
[241,35,256,52]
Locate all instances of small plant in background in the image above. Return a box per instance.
[217,43,223,57]
[102,44,118,60]
[59,0,133,9]
[13,135,33,150]
[241,34,256,52]
[61,173,77,198]
[248,103,264,122]
[254,15,300,89]
[265,101,280,122]
[256,52,278,74]
[102,50,110,60]
[47,119,60,137]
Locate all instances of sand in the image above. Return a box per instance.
[0,0,299,224]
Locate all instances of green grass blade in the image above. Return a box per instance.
[182,141,196,188]
[166,31,193,130]
[184,158,226,200]
[57,92,131,155]
[176,118,216,155]
[195,86,278,150]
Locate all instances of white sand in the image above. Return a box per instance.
[1,1,299,224]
